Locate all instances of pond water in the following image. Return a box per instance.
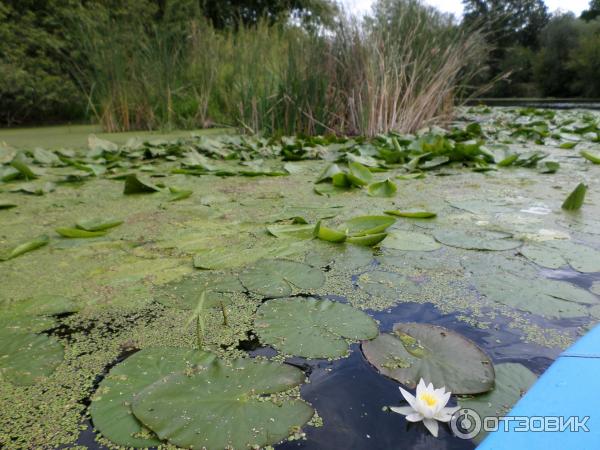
[1,106,600,449]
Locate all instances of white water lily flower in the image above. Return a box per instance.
[391,379,459,437]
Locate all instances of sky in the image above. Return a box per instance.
[342,0,590,17]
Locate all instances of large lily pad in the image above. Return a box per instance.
[239,259,325,297]
[0,331,64,386]
[255,297,378,358]
[383,230,441,251]
[433,228,522,251]
[362,323,494,394]
[131,358,313,449]
[154,272,243,310]
[90,348,216,448]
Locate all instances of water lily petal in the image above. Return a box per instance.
[399,386,417,409]
[440,390,451,408]
[390,406,416,416]
[436,406,460,422]
[405,412,424,423]
[423,418,439,437]
[417,378,427,394]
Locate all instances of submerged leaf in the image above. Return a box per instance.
[255,297,378,358]
[383,230,440,251]
[362,323,494,394]
[131,358,313,450]
[561,183,587,211]
[433,228,521,251]
[240,259,325,298]
[0,331,64,386]
[458,363,537,442]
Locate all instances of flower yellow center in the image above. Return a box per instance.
[419,392,438,407]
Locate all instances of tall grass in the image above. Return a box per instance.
[77,0,487,136]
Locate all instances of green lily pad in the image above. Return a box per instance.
[0,331,64,386]
[368,179,397,197]
[1,235,49,261]
[362,323,494,394]
[357,270,419,299]
[562,183,587,211]
[123,174,160,195]
[316,163,343,183]
[348,161,373,185]
[90,348,216,448]
[56,227,108,238]
[458,363,537,442]
[11,159,39,179]
[255,297,378,358]
[385,210,437,219]
[433,228,522,251]
[239,259,325,298]
[341,215,396,236]
[383,230,441,251]
[154,272,244,310]
[131,358,313,449]
[76,218,123,232]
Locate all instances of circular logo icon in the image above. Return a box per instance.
[451,408,482,440]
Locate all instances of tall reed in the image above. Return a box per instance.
[77,0,487,136]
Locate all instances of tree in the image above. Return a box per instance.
[462,0,549,49]
[156,0,337,29]
[581,0,600,21]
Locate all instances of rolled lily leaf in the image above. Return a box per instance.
[10,160,38,179]
[123,174,160,195]
[1,235,49,261]
[562,183,587,211]
[316,163,343,183]
[56,227,107,238]
[313,221,347,243]
[0,202,17,210]
[168,186,193,202]
[348,162,373,186]
[332,172,351,188]
[346,232,388,246]
[76,218,123,232]
[368,179,397,197]
[342,215,396,236]
[559,142,577,149]
[385,210,437,219]
[580,150,600,164]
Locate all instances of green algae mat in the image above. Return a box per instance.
[1,106,600,449]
